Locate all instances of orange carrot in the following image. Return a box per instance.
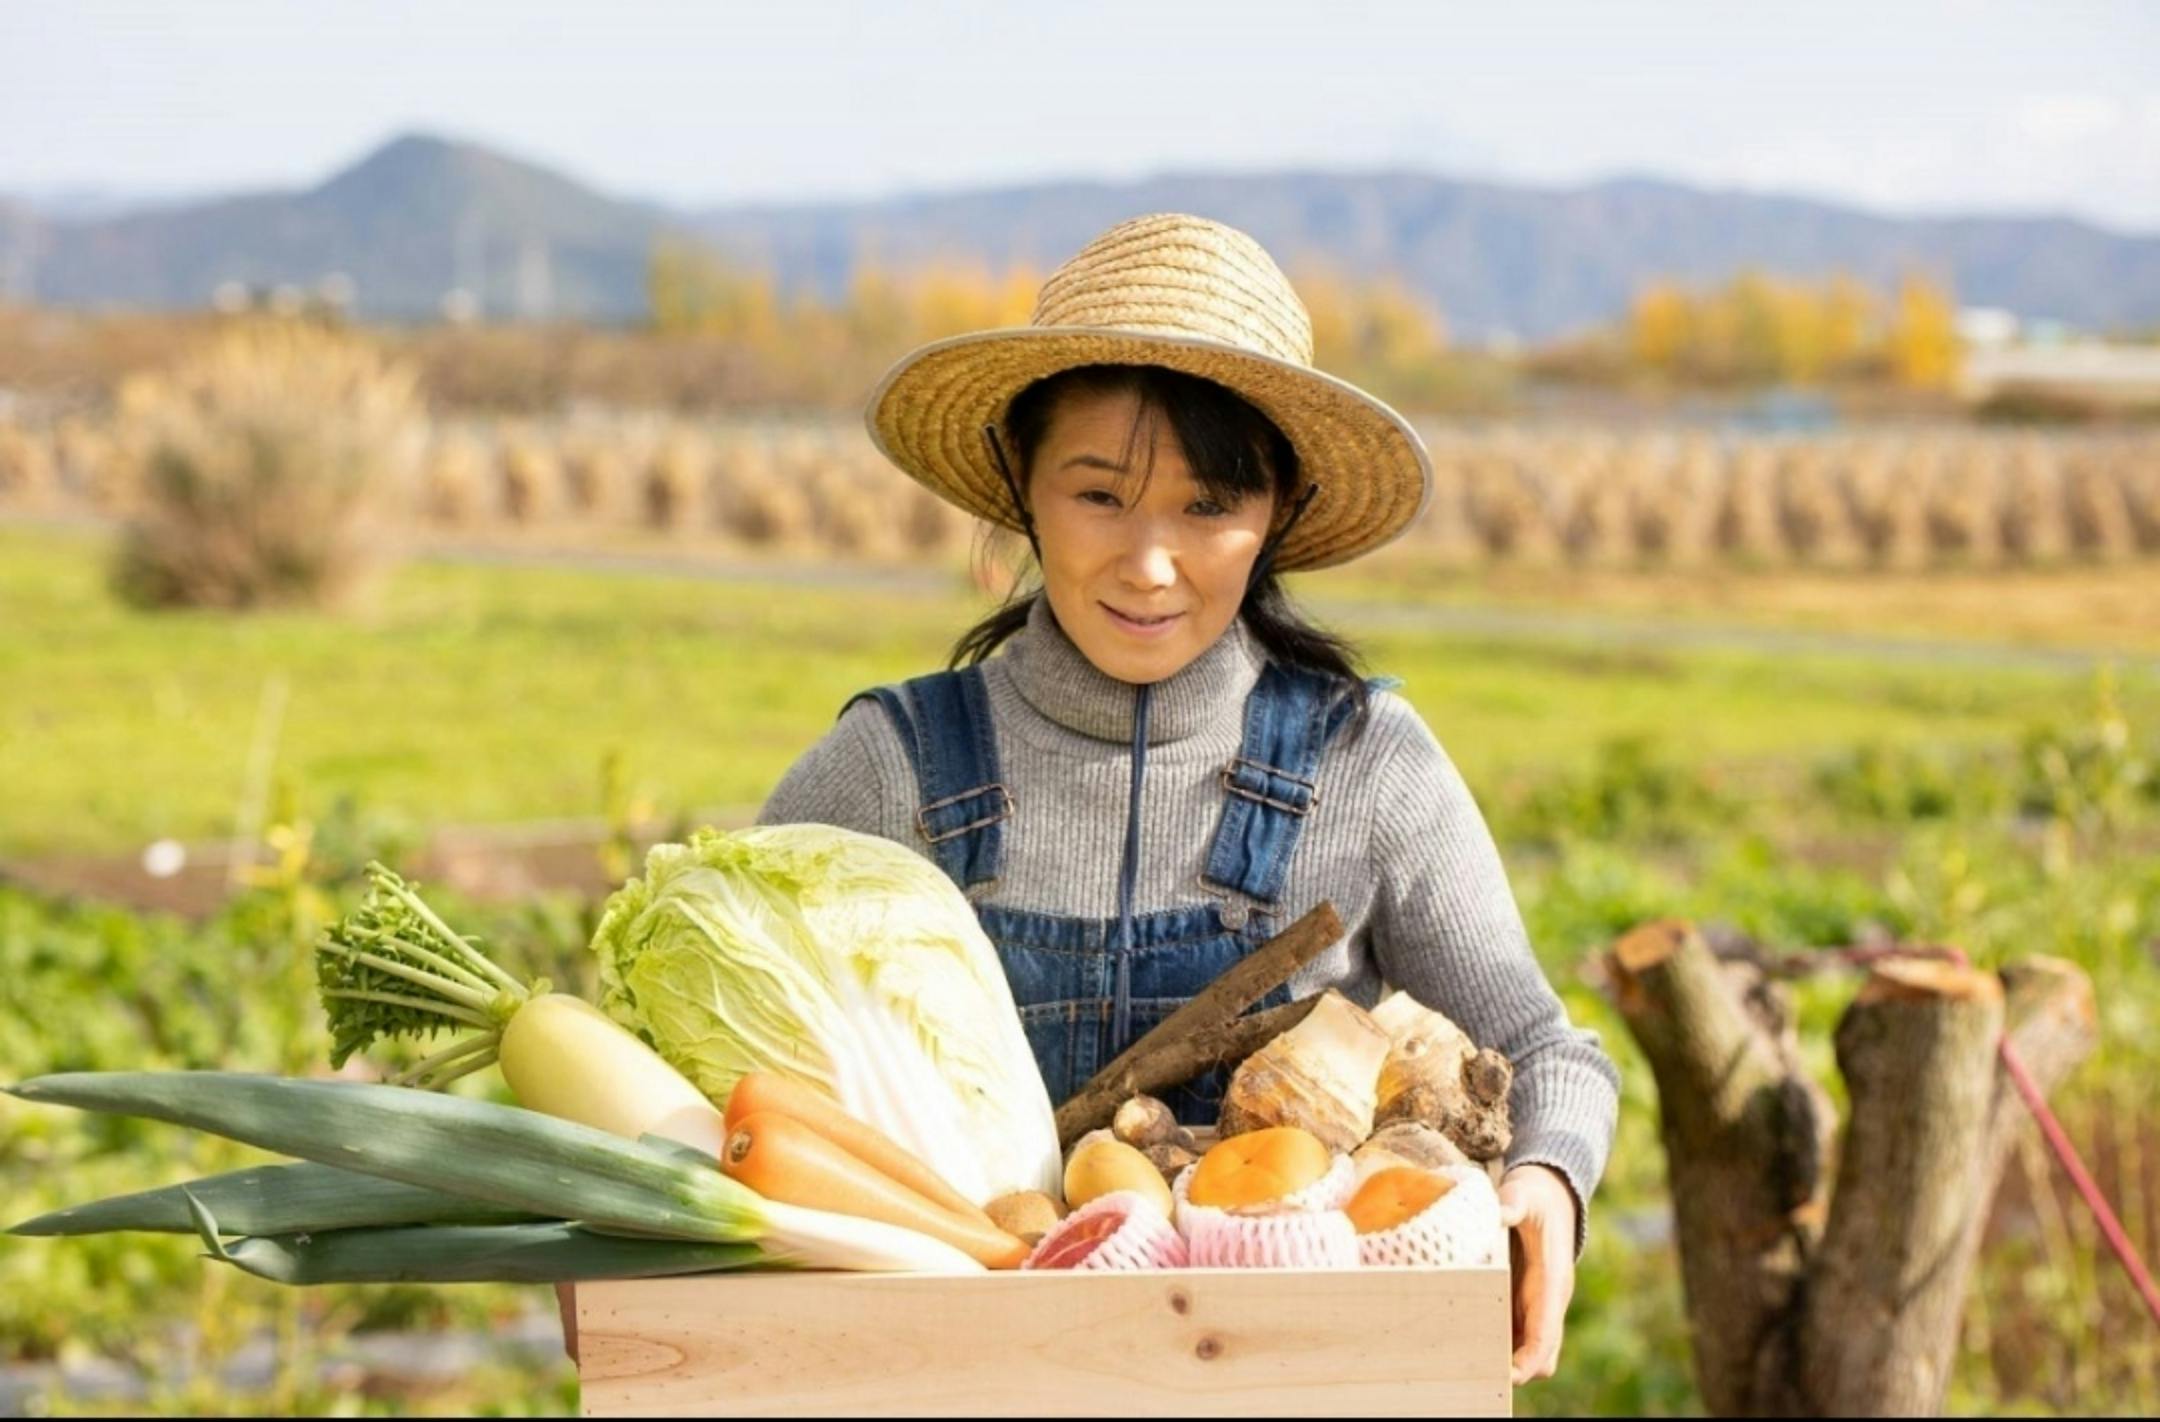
[724,1072,989,1225]
[722,1111,1030,1270]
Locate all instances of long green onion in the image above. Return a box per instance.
[181,1192,764,1285]
[9,1071,979,1273]
[11,1162,539,1237]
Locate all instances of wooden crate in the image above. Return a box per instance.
[572,1266,1512,1417]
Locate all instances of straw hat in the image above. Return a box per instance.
[864,213,1432,572]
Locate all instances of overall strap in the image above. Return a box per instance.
[839,666,1011,892]
[1201,665,1397,905]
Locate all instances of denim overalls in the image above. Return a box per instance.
[845,658,1388,1124]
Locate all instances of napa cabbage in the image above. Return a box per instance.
[589,824,1060,1204]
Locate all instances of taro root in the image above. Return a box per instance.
[1216,991,1391,1153]
[1111,1094,1178,1150]
[1352,1121,1472,1179]
[1369,991,1514,1162]
[1141,1140,1200,1185]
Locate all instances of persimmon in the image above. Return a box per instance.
[1345,1167,1455,1235]
[1187,1126,1333,1209]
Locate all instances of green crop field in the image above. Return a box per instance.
[3,525,2158,1415]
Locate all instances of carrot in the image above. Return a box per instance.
[722,1112,1030,1270]
[724,1072,990,1225]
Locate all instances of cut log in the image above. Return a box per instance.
[1801,954,2095,1416]
[1983,957,2099,1190]
[1800,959,2003,1416]
[1604,919,1832,1417]
[1053,901,1342,1146]
[1602,922,2099,1418]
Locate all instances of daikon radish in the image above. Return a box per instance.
[316,863,727,1156]
[500,995,725,1156]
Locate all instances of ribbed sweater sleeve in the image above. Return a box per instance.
[1364,698,1621,1256]
[754,701,903,839]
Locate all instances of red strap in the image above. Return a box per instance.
[1997,1028,2160,1328]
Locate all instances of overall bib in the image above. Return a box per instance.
[846,660,1387,1125]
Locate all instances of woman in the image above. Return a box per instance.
[757,213,1619,1384]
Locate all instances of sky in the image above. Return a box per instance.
[3,0,2157,231]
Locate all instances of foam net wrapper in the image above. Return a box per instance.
[1172,1154,1359,1269]
[1358,1164,1507,1269]
[1023,1189,1188,1271]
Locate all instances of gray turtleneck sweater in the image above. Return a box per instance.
[758,594,1620,1250]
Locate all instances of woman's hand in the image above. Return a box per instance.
[1498,1163,1578,1385]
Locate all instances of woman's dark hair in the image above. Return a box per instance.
[948,363,1373,734]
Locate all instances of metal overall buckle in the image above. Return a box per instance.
[915,783,1014,844]
[1218,757,1319,817]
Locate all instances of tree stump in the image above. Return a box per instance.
[1602,922,2095,1417]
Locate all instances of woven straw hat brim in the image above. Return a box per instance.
[865,326,1433,572]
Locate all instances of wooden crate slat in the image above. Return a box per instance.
[576,1267,1511,1417]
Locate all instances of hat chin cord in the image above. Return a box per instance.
[981,422,1321,593]
[982,424,1044,564]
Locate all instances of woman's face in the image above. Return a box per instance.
[1025,387,1278,686]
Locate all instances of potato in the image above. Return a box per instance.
[985,1190,1066,1245]
[1063,1136,1174,1217]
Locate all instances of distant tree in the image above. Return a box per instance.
[1765,278,1831,383]
[1297,263,1452,407]
[909,260,1040,341]
[1607,269,1933,390]
[1725,270,1787,383]
[643,237,1472,411]
[1689,282,1743,384]
[1629,281,1692,374]
[647,237,782,348]
[1887,272,1961,389]
[1821,274,1875,376]
[841,261,912,357]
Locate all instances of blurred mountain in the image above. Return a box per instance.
[13,186,197,221]
[12,133,669,320]
[9,132,2160,340]
[693,171,2160,344]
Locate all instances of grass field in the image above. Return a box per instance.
[5,525,2156,861]
[4,524,2159,1416]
